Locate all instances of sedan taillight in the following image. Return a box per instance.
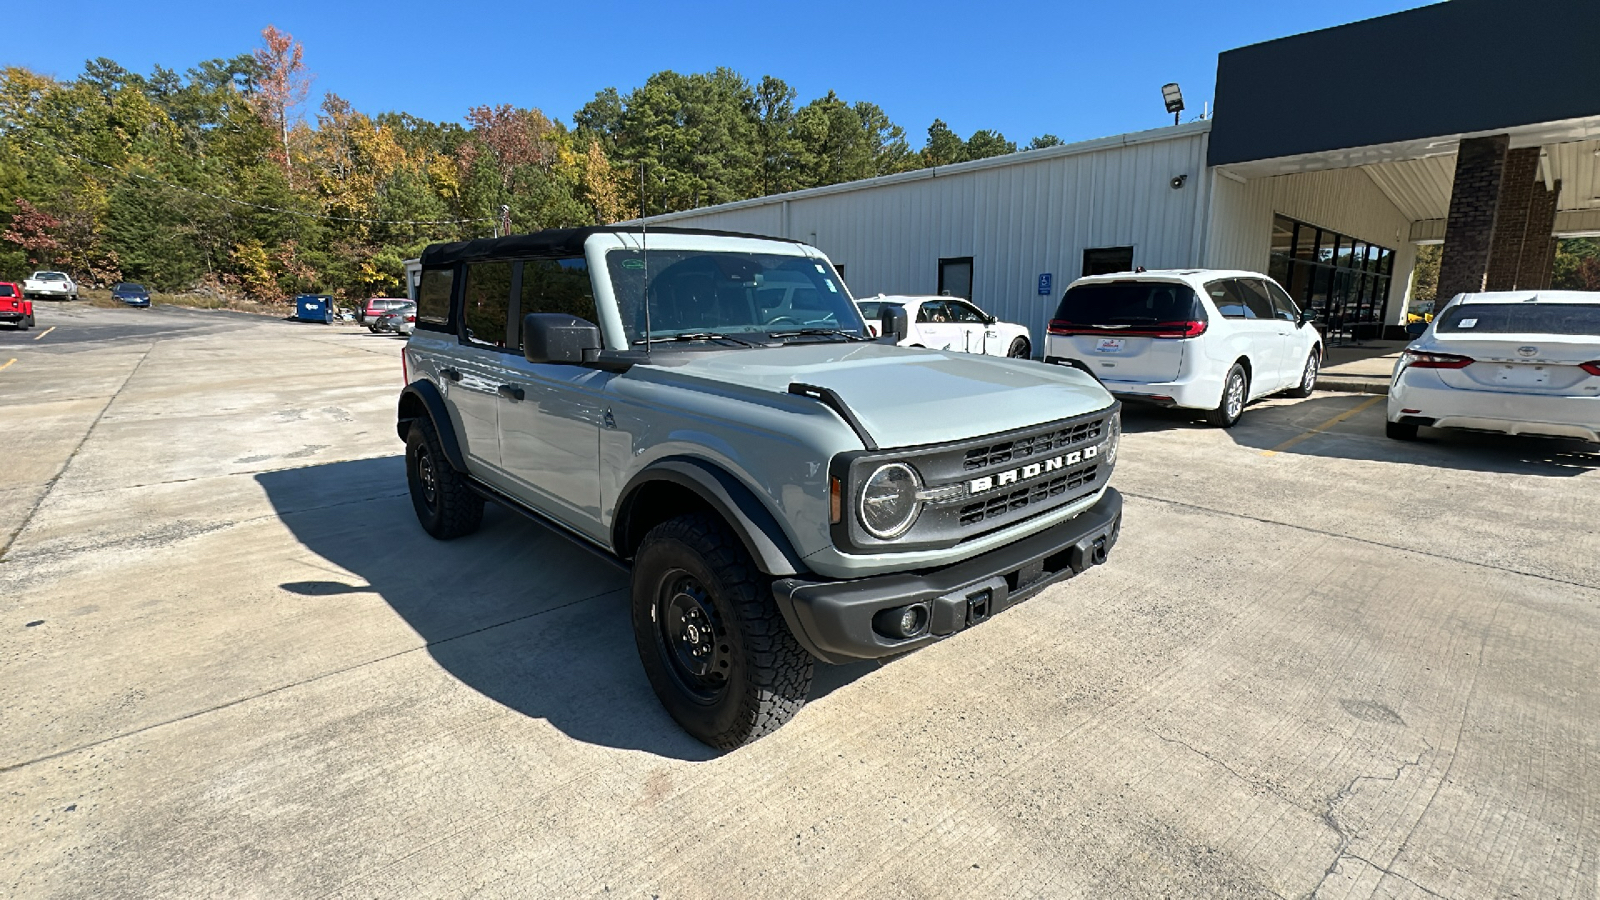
[405,315,416,323]
[1581,361,1600,376]
[1400,350,1474,369]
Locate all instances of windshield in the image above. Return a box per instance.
[1054,281,1205,326]
[1436,303,1600,336]
[606,249,865,343]
[114,283,146,292]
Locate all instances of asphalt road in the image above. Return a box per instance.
[1,305,1596,899]
[0,301,288,349]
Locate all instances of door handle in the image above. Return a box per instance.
[440,367,462,382]
[497,384,525,401]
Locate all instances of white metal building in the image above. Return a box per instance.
[642,0,1600,351]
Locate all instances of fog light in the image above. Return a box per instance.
[873,603,930,639]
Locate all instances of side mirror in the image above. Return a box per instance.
[1298,308,1316,327]
[523,313,602,364]
[879,305,909,343]
[984,314,997,325]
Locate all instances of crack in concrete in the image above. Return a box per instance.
[1304,740,1434,900]
[1344,852,1455,900]
[0,340,160,561]
[1123,490,1600,594]
[1151,731,1301,810]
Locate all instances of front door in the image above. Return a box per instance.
[493,257,610,537]
[944,299,998,354]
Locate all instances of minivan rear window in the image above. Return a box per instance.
[1053,282,1205,328]
[1436,303,1600,335]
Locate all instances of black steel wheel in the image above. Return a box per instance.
[405,416,484,540]
[632,513,813,749]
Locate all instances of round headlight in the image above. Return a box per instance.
[1105,411,1121,466]
[858,462,922,539]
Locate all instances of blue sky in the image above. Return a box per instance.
[7,0,1432,145]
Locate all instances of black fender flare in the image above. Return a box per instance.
[397,380,467,472]
[615,458,807,578]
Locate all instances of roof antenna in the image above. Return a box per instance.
[639,162,651,356]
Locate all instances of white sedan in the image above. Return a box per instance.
[1387,290,1600,442]
[857,295,1034,358]
[23,271,77,301]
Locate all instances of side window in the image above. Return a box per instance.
[416,267,454,328]
[462,261,514,349]
[916,300,945,324]
[1237,280,1276,320]
[1207,280,1253,319]
[1263,279,1301,321]
[947,301,986,323]
[516,257,598,348]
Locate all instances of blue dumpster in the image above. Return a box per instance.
[296,294,334,324]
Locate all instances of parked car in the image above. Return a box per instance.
[398,226,1124,749]
[372,302,416,335]
[1387,290,1600,443]
[361,297,411,324]
[111,282,151,307]
[0,282,33,329]
[23,271,77,301]
[858,295,1034,358]
[1044,269,1322,427]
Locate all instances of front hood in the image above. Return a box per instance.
[637,342,1112,447]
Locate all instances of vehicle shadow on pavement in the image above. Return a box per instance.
[1123,396,1600,477]
[256,457,873,760]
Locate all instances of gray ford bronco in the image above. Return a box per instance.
[397,226,1124,749]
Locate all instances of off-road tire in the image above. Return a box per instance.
[1386,420,1419,441]
[632,513,813,750]
[1205,363,1249,428]
[22,315,33,329]
[1007,337,1030,359]
[405,416,484,540]
[1286,350,1319,399]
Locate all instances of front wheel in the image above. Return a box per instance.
[1006,337,1030,359]
[1205,364,1249,428]
[1285,350,1319,398]
[632,514,814,750]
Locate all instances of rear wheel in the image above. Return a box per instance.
[405,416,484,539]
[632,514,813,750]
[1006,337,1030,359]
[1286,350,1319,398]
[1386,420,1419,441]
[1205,364,1249,428]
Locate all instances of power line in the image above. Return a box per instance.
[13,134,495,227]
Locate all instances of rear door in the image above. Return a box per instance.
[1429,302,1600,397]
[452,261,516,472]
[1242,278,1304,389]
[915,300,965,350]
[1048,280,1201,383]
[1206,279,1284,391]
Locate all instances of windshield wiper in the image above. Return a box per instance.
[766,328,871,342]
[633,332,764,348]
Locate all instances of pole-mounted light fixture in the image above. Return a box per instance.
[1162,83,1185,125]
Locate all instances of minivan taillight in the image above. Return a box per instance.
[1400,350,1474,369]
[1048,319,1207,339]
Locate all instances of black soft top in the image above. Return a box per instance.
[419,225,802,269]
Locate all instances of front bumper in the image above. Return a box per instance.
[773,488,1122,664]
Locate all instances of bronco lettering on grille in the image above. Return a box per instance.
[968,446,1097,495]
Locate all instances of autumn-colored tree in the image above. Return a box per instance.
[2,199,63,265]
[251,25,311,179]
[583,140,628,223]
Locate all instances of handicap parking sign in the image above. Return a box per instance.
[1038,273,1053,295]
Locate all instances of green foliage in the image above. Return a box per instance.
[2,39,1030,303]
[1552,238,1600,291]
[1409,244,1440,304]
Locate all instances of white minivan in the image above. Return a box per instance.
[1044,270,1323,427]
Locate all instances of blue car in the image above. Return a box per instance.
[111,282,151,307]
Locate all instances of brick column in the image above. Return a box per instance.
[1438,134,1510,299]
[1485,147,1540,290]
[1517,179,1561,290]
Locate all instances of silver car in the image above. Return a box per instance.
[370,302,416,335]
[396,227,1124,748]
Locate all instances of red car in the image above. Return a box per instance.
[361,297,411,325]
[0,282,33,329]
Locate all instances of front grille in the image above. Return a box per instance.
[962,420,1104,471]
[959,464,1100,526]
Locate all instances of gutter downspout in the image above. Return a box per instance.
[1190,129,1214,268]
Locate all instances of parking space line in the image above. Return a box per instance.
[33,325,56,340]
[1261,395,1384,457]
[0,358,14,372]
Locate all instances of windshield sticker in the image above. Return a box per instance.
[814,264,826,273]
[1459,318,1478,328]
[825,281,838,293]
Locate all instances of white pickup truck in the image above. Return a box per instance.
[23,271,78,301]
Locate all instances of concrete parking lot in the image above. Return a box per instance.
[2,304,1596,899]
